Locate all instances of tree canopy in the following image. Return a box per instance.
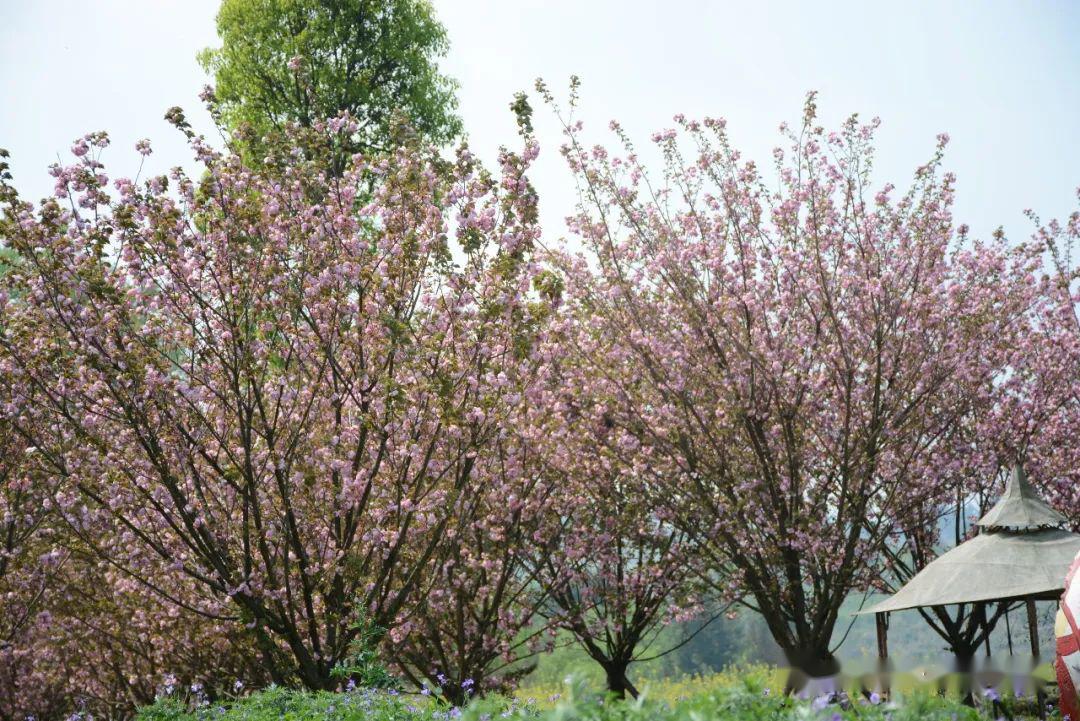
[199,0,461,154]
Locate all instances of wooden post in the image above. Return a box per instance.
[876,612,889,659]
[1027,599,1046,720]
[1026,598,1040,658]
[1005,604,1014,655]
[875,612,890,699]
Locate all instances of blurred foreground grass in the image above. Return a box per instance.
[515,663,1060,716]
[138,664,1063,721]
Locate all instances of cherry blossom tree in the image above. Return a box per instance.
[535,464,709,699]
[0,95,546,693]
[542,81,1051,677]
[876,201,1080,664]
[0,397,56,654]
[0,209,77,718]
[0,152,58,656]
[379,116,571,704]
[386,437,565,704]
[0,447,71,721]
[0,543,265,720]
[870,248,1056,664]
[510,333,714,699]
[1029,190,1080,520]
[0,367,262,719]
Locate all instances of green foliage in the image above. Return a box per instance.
[134,697,192,721]
[137,686,445,721]
[199,0,461,155]
[331,613,399,690]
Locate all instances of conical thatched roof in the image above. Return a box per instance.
[860,464,1079,615]
[861,527,1080,613]
[976,463,1067,531]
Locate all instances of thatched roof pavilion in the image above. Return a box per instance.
[859,464,1080,715]
[865,465,1080,614]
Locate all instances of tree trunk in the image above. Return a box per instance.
[786,645,841,677]
[602,661,639,699]
[953,651,977,707]
[781,645,842,696]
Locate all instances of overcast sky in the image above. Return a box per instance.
[2,0,1078,242]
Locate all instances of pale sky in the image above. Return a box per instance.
[2,0,1078,244]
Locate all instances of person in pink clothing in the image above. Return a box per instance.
[1059,550,1080,721]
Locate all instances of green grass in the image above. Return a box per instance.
[136,669,1062,721]
[513,665,788,709]
[136,686,459,721]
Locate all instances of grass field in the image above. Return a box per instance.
[138,666,1064,721]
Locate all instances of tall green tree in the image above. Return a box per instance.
[199,0,461,155]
